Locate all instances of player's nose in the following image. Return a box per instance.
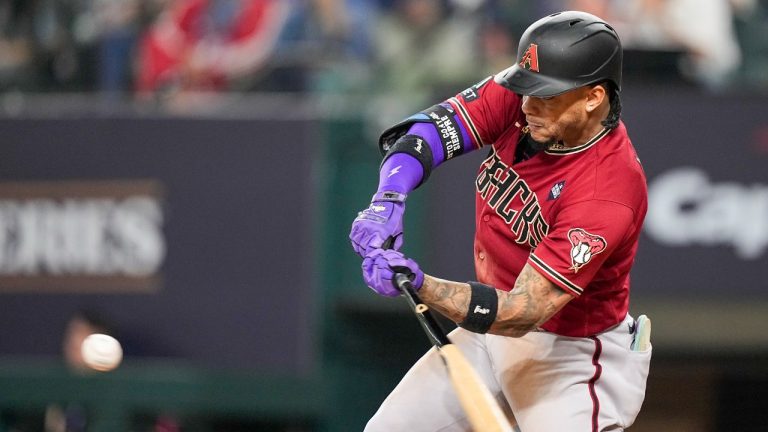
[521,95,539,116]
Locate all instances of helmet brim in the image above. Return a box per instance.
[494,64,577,98]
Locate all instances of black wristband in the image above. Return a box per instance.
[458,282,498,334]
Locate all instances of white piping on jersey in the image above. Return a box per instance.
[544,127,610,156]
[529,253,584,295]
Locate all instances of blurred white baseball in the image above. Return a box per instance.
[81,333,123,371]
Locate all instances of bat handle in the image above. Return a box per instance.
[379,237,451,347]
[394,272,411,288]
[394,273,451,348]
[381,236,396,250]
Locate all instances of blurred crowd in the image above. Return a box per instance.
[0,0,767,109]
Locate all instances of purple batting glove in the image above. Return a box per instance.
[349,191,406,257]
[361,249,424,297]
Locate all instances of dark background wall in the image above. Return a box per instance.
[0,118,319,373]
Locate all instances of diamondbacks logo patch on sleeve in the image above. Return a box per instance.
[568,228,607,272]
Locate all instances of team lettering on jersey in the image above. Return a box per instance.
[476,151,549,247]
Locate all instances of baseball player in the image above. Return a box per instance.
[349,11,652,432]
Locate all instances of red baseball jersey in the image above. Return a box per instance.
[446,77,647,337]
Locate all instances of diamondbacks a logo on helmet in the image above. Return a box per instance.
[568,228,607,272]
[519,43,540,72]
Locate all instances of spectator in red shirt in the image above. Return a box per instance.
[136,0,292,97]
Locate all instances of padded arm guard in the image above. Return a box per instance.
[379,103,469,163]
[380,135,434,186]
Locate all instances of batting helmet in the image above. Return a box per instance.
[496,11,622,97]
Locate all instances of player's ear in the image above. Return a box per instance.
[585,84,607,113]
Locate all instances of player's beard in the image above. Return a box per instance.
[526,124,559,149]
[528,136,554,150]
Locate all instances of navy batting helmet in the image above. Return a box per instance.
[496,11,622,97]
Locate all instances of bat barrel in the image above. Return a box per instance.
[393,274,515,432]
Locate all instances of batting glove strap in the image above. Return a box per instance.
[372,191,407,203]
[459,281,498,334]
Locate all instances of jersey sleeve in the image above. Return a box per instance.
[528,200,635,296]
[447,76,523,148]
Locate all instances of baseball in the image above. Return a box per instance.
[572,243,591,264]
[81,333,123,371]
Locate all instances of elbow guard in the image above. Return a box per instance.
[379,103,470,164]
[380,134,434,186]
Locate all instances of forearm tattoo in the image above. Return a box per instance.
[419,276,472,325]
[420,265,571,338]
[492,265,569,337]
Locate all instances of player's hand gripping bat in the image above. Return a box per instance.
[393,273,514,432]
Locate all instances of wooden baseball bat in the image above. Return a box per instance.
[394,273,514,432]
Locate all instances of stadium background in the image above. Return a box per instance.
[1,0,767,431]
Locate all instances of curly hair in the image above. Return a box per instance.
[599,81,622,130]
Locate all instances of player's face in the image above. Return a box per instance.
[521,86,603,147]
